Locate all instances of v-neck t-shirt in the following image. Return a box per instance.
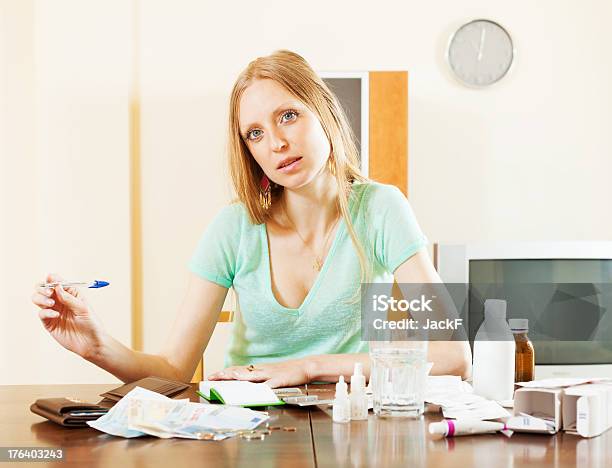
[188,181,428,367]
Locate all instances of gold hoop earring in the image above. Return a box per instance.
[259,175,271,210]
[327,157,336,176]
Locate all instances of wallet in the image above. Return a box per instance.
[98,376,190,402]
[30,377,189,428]
[30,398,110,427]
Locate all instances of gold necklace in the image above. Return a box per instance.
[282,198,340,271]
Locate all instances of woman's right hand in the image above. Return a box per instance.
[31,273,106,361]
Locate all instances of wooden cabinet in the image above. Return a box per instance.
[322,71,408,195]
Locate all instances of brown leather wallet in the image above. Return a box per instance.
[30,398,109,427]
[98,376,190,402]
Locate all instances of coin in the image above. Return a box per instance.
[282,426,297,432]
[269,426,282,431]
[241,433,265,441]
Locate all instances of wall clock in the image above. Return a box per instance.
[447,19,514,87]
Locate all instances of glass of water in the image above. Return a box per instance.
[369,338,428,418]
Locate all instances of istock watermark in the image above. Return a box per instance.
[371,294,435,312]
[361,282,612,345]
[362,283,469,341]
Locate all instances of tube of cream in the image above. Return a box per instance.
[429,419,509,438]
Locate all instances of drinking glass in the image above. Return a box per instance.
[369,339,428,418]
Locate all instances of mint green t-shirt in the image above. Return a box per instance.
[188,181,428,367]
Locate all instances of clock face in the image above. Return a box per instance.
[447,19,514,87]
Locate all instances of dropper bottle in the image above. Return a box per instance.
[333,376,351,423]
[350,363,368,420]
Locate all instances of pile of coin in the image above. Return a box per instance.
[238,424,298,441]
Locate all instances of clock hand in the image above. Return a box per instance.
[477,27,486,61]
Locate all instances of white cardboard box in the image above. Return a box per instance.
[562,384,612,438]
[513,387,563,433]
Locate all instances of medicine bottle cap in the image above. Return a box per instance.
[351,363,366,393]
[335,375,348,398]
[484,299,507,321]
[509,318,529,332]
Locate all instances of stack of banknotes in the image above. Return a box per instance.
[88,387,269,440]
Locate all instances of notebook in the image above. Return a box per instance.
[197,381,285,407]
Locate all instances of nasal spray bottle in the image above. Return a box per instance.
[333,376,351,423]
[350,363,368,420]
[472,299,515,402]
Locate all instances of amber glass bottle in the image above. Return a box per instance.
[509,319,535,383]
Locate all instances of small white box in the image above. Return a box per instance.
[562,384,612,438]
[512,387,563,433]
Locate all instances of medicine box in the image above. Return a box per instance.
[562,384,612,438]
[513,387,563,433]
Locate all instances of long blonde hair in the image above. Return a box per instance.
[228,49,373,291]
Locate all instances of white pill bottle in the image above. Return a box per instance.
[472,299,516,402]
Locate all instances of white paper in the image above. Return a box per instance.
[516,377,612,388]
[428,393,484,409]
[442,400,511,420]
[425,375,477,408]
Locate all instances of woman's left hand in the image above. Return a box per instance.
[207,360,312,388]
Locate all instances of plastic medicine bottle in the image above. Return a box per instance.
[509,319,535,383]
[472,299,516,402]
[333,376,351,423]
[350,363,368,420]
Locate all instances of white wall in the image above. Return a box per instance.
[3,0,611,383]
[1,0,131,384]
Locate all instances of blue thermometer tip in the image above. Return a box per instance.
[89,280,110,288]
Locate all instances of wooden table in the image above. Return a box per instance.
[1,384,608,467]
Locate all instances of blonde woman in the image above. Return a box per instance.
[31,50,471,387]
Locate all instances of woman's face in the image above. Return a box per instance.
[238,78,331,189]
